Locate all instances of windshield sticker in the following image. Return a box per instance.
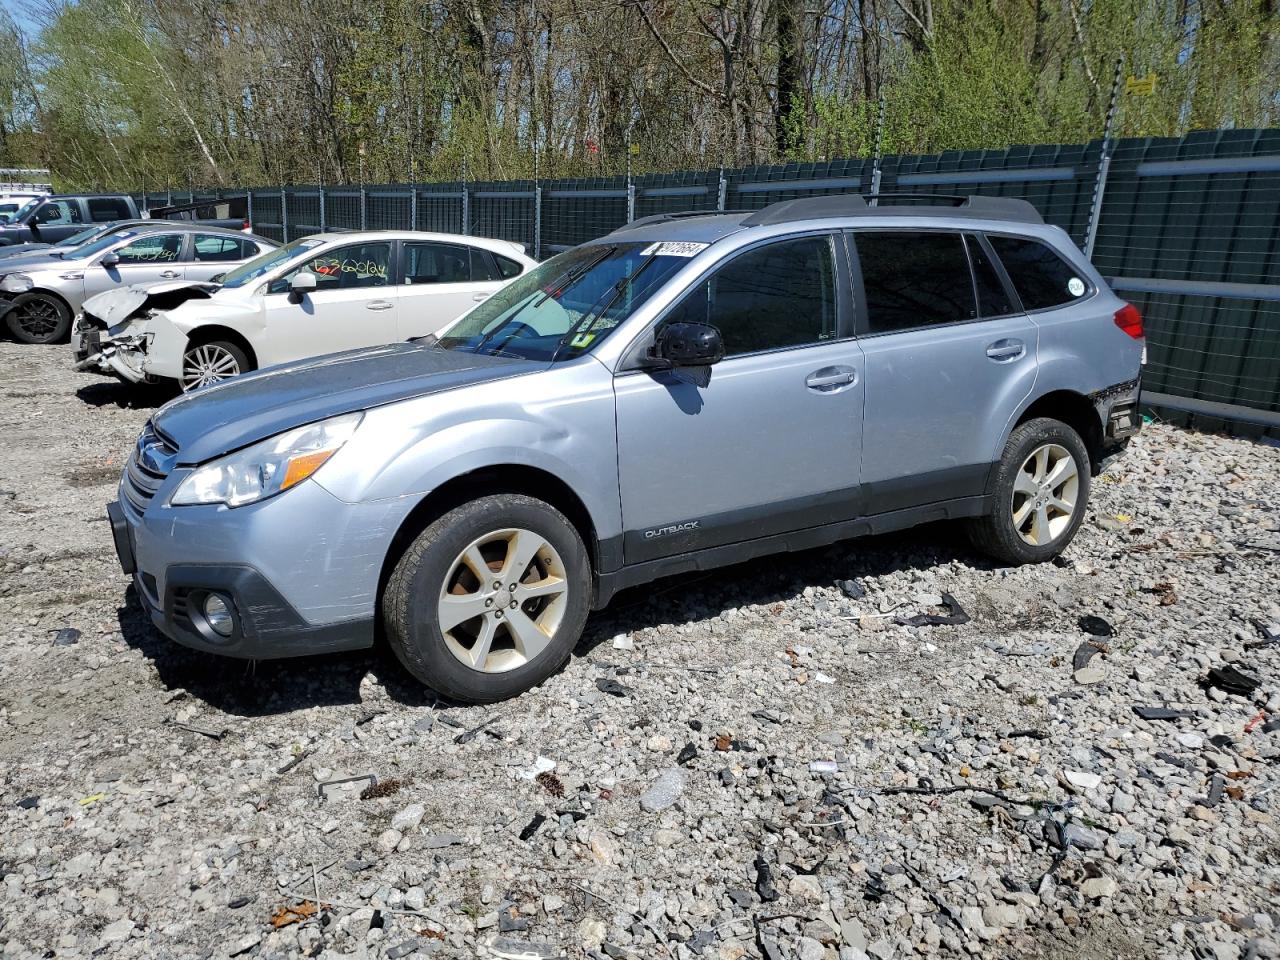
[569,331,596,349]
[640,241,708,258]
[300,239,325,248]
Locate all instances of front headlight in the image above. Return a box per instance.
[0,273,33,293]
[171,412,363,507]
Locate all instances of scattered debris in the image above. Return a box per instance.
[50,627,81,646]
[808,760,839,774]
[318,774,377,801]
[270,901,321,928]
[454,717,498,744]
[1206,664,1260,697]
[1133,706,1196,721]
[1144,581,1178,605]
[518,815,546,841]
[1062,770,1102,790]
[519,757,557,780]
[535,771,566,798]
[896,593,971,628]
[1078,615,1115,637]
[837,578,867,600]
[676,743,697,765]
[276,749,314,775]
[595,677,632,698]
[1072,639,1109,671]
[640,768,687,813]
[754,854,779,902]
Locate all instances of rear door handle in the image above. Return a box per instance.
[160,270,180,279]
[985,338,1026,361]
[366,300,394,311]
[805,366,858,391]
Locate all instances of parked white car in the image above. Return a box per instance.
[74,230,537,391]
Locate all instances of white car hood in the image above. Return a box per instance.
[81,281,221,326]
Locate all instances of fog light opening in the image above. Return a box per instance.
[203,592,235,637]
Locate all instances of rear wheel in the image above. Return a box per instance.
[968,417,1091,565]
[4,293,71,344]
[383,494,591,703]
[180,340,250,392]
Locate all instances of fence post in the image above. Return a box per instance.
[410,187,418,231]
[717,170,727,211]
[280,187,288,242]
[461,186,470,235]
[626,182,636,223]
[533,185,542,259]
[1085,58,1124,260]
[319,188,327,233]
[360,186,367,230]
[166,188,172,206]
[246,191,254,230]
[869,94,886,205]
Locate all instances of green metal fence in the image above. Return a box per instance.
[135,129,1280,434]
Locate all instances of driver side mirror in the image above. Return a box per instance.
[288,270,317,303]
[650,321,725,367]
[100,251,120,268]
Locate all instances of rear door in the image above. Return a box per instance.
[396,241,499,338]
[851,229,1037,513]
[614,233,865,562]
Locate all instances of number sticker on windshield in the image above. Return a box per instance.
[640,241,708,258]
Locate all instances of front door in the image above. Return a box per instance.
[257,240,398,365]
[850,229,1038,512]
[397,241,502,339]
[614,233,865,563]
[84,232,187,300]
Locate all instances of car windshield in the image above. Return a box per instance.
[11,198,41,222]
[435,241,696,361]
[218,237,322,289]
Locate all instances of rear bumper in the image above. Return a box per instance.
[1092,376,1142,449]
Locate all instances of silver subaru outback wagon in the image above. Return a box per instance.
[107,194,1144,702]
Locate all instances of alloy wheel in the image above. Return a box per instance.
[437,528,569,673]
[181,344,241,391]
[1011,442,1080,546]
[14,299,61,340]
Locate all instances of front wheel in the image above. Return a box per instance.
[383,494,592,703]
[4,293,71,344]
[968,417,1092,565]
[180,340,250,392]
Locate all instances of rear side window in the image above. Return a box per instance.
[192,234,251,262]
[403,242,474,284]
[87,197,132,222]
[493,254,524,279]
[664,235,837,356]
[855,231,975,332]
[988,236,1089,311]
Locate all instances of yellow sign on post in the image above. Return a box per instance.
[1126,73,1157,96]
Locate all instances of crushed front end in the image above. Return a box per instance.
[74,283,217,384]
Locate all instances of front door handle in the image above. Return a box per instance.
[160,270,180,279]
[366,300,394,311]
[985,338,1026,362]
[805,366,858,391]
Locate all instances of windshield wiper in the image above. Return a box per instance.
[529,245,616,309]
[551,254,659,361]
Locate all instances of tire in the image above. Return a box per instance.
[383,494,592,703]
[180,339,251,392]
[4,292,71,344]
[968,417,1092,565]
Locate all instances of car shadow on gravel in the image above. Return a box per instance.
[77,380,176,410]
[116,586,441,718]
[116,521,995,716]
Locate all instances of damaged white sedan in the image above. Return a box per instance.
[74,230,536,392]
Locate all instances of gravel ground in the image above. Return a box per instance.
[1,341,1278,960]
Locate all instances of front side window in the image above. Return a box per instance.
[988,235,1089,311]
[87,197,132,221]
[855,231,975,333]
[114,233,183,264]
[436,242,690,361]
[662,235,837,356]
[35,200,83,225]
[270,242,392,293]
[402,242,473,284]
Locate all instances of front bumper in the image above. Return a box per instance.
[107,471,410,660]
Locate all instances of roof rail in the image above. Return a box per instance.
[741,193,1043,226]
[611,210,741,232]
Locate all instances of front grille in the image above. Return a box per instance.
[123,422,178,514]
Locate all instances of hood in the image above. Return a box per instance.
[0,249,75,271]
[153,341,543,465]
[0,243,53,261]
[83,281,219,327]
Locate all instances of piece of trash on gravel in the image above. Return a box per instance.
[754,854,780,902]
[318,774,377,801]
[488,937,566,960]
[809,760,839,774]
[896,593,971,627]
[51,627,81,646]
[676,743,697,765]
[1133,706,1196,721]
[1078,615,1114,637]
[1062,770,1102,790]
[1072,640,1108,671]
[518,815,546,841]
[519,756,556,780]
[534,771,565,798]
[1206,664,1260,697]
[454,717,497,744]
[595,677,632,697]
[837,578,867,600]
[16,796,38,809]
[639,768,686,812]
[78,793,105,806]
[422,832,466,849]
[611,634,634,650]
[814,672,835,684]
[270,901,321,928]
[752,709,783,724]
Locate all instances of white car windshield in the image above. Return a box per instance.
[219,237,324,289]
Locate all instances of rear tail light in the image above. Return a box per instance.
[1114,302,1144,339]
[242,218,252,234]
